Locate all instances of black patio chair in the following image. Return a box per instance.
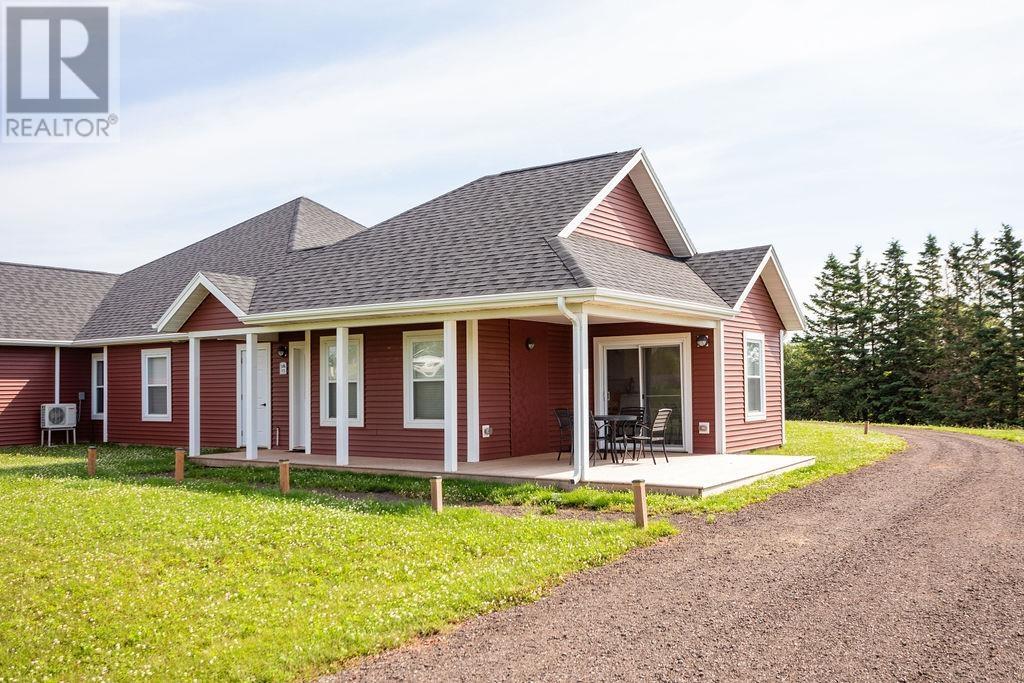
[589,413,613,464]
[554,408,573,460]
[619,406,646,460]
[629,407,672,464]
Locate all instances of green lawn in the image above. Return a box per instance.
[0,447,670,681]
[909,424,1024,445]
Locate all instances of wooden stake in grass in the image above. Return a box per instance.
[864,421,870,435]
[430,476,443,513]
[86,446,97,477]
[632,479,648,529]
[174,448,185,483]
[279,459,290,495]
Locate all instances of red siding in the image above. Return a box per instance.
[270,332,303,449]
[180,294,242,332]
[478,319,512,460]
[575,176,672,255]
[309,324,468,460]
[59,347,101,443]
[0,346,55,445]
[199,340,238,448]
[107,342,189,446]
[724,278,784,451]
[509,321,551,457]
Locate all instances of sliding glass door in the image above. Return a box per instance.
[604,343,684,447]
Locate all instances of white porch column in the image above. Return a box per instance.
[466,319,480,463]
[102,346,108,443]
[53,347,60,402]
[304,329,312,455]
[714,320,727,454]
[443,320,458,473]
[336,327,349,466]
[572,310,590,483]
[245,332,258,460]
[188,336,201,457]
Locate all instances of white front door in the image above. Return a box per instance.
[237,343,271,448]
[288,342,307,451]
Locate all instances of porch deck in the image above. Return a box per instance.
[190,450,815,498]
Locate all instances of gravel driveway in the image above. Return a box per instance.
[331,429,1024,682]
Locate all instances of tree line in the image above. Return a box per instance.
[786,224,1023,426]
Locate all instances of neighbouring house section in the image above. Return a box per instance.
[0,147,807,487]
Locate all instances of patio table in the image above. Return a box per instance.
[593,414,638,463]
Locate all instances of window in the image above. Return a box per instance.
[319,335,363,427]
[142,348,171,421]
[91,353,105,419]
[743,332,766,420]
[403,330,445,428]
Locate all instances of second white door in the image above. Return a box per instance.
[237,343,271,448]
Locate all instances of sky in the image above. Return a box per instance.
[2,0,1023,306]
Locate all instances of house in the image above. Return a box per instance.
[0,149,804,485]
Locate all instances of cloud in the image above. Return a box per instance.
[2,0,1023,301]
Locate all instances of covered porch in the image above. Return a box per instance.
[191,449,814,498]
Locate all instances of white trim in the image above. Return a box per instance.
[188,337,200,457]
[141,347,172,422]
[556,149,697,257]
[303,330,312,455]
[102,346,108,443]
[336,327,349,466]
[287,341,307,452]
[443,320,458,473]
[714,321,726,454]
[236,340,271,451]
[403,329,446,429]
[732,248,807,331]
[73,333,190,346]
[239,287,735,326]
[0,338,74,346]
[779,330,787,445]
[53,347,60,403]
[592,333,693,453]
[318,334,364,428]
[466,320,480,463]
[575,310,590,482]
[743,331,767,421]
[91,352,106,419]
[242,335,260,459]
[154,272,246,333]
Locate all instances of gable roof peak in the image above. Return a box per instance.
[488,148,641,178]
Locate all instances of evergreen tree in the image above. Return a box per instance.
[844,247,876,422]
[873,240,926,423]
[987,224,1024,423]
[802,254,850,420]
[915,235,945,422]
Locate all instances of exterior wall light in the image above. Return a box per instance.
[525,337,536,351]
[277,345,288,357]
[696,334,710,348]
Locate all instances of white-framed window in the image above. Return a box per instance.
[319,334,363,427]
[403,330,445,429]
[141,348,172,422]
[743,331,766,421]
[91,352,105,419]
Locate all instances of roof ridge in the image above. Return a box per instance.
[685,244,771,259]
[487,149,640,178]
[544,236,594,288]
[0,260,119,276]
[119,196,305,276]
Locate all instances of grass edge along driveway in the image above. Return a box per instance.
[0,455,671,682]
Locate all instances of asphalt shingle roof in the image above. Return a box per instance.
[0,262,118,341]
[684,245,771,306]
[76,197,365,339]
[248,151,640,314]
[552,234,728,308]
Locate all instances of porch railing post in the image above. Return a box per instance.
[336,326,349,466]
[443,319,458,473]
[188,335,201,457]
[244,332,258,460]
